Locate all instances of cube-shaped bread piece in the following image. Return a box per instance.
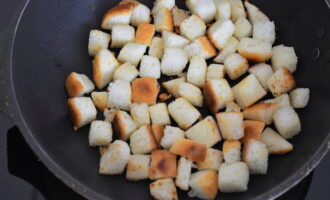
[267,67,296,97]
[111,25,135,48]
[66,72,95,97]
[68,97,97,130]
[234,17,252,40]
[242,139,268,174]
[113,110,137,141]
[207,64,225,81]
[149,150,177,179]
[126,154,150,181]
[118,42,147,66]
[225,101,241,112]
[162,77,186,98]
[232,74,267,109]
[162,30,190,48]
[184,36,217,60]
[186,0,216,23]
[148,37,164,59]
[244,1,269,25]
[213,37,239,64]
[89,121,113,146]
[160,126,185,150]
[93,49,120,89]
[130,125,157,154]
[99,140,130,175]
[172,6,190,27]
[188,170,218,200]
[248,63,273,91]
[273,106,301,139]
[216,111,244,140]
[176,157,193,191]
[253,21,275,44]
[264,93,291,109]
[197,148,223,171]
[203,79,234,113]
[261,128,293,154]
[161,47,188,76]
[113,62,138,82]
[187,55,207,88]
[132,77,160,105]
[88,30,111,56]
[290,88,310,108]
[130,103,150,127]
[241,120,265,144]
[238,37,272,62]
[153,7,174,33]
[185,116,222,147]
[150,178,178,200]
[178,82,203,107]
[134,24,155,45]
[170,139,207,162]
[243,102,278,125]
[151,0,175,14]
[130,3,151,26]
[229,0,246,22]
[223,140,241,163]
[168,98,201,130]
[149,103,171,125]
[108,80,131,111]
[139,55,161,79]
[103,108,116,123]
[152,125,164,147]
[180,14,206,41]
[101,2,134,30]
[224,53,249,80]
[218,162,249,192]
[207,19,235,50]
[214,0,231,20]
[271,45,298,73]
[91,91,108,111]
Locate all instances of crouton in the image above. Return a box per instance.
[132,77,160,105]
[91,91,108,111]
[113,62,139,82]
[238,37,272,62]
[88,30,111,56]
[152,0,175,14]
[162,30,190,48]
[176,157,193,191]
[225,101,241,112]
[186,0,216,23]
[248,63,274,90]
[99,140,130,175]
[170,139,207,162]
[273,105,301,139]
[117,42,147,66]
[243,102,279,125]
[172,6,190,27]
[68,97,97,130]
[126,154,150,181]
[108,80,131,111]
[218,162,249,192]
[232,74,267,109]
[104,108,116,123]
[111,25,135,48]
[214,0,231,20]
[162,77,186,98]
[88,121,112,146]
[188,170,218,199]
[216,111,244,140]
[271,45,298,73]
[178,82,203,107]
[149,150,177,179]
[185,116,222,147]
[139,55,161,79]
[130,3,151,26]
[261,128,293,154]
[168,98,201,130]
[242,139,268,174]
[130,103,150,127]
[148,37,164,59]
[203,79,234,113]
[152,125,164,146]
[161,47,188,76]
[180,14,206,41]
[241,120,265,143]
[229,0,246,22]
[268,67,296,97]
[153,7,174,32]
[66,72,95,97]
[184,36,217,59]
[135,24,155,45]
[99,145,110,155]
[130,125,157,154]
[253,21,276,44]
[244,1,269,25]
[234,17,252,40]
[113,110,137,140]
[224,53,249,80]
[290,88,310,108]
[207,19,235,50]
[187,55,207,88]
[160,125,185,150]
[213,37,239,63]
[207,64,225,81]
[150,178,178,200]
[197,148,223,171]
[149,103,171,125]
[101,2,134,30]
[264,93,291,109]
[223,140,241,163]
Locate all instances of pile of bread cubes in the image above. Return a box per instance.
[65,0,311,199]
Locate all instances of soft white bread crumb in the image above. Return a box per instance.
[152,0,175,14]
[89,121,112,146]
[66,72,95,97]
[224,53,249,80]
[267,67,296,97]
[153,7,174,32]
[273,105,301,139]
[148,36,164,59]
[91,91,108,111]
[150,178,178,200]
[149,103,171,125]
[207,64,225,81]
[172,6,190,27]
[134,23,155,46]
[225,101,241,112]
[111,25,135,48]
[188,170,218,200]
[130,103,150,127]
[130,3,151,26]
[161,126,185,150]
[229,0,246,22]
[238,37,272,62]
[244,1,269,25]
[117,42,147,66]
[261,128,293,155]
[149,150,177,179]
[234,17,252,40]
[207,19,235,50]
[108,80,131,111]
[88,30,111,56]
[197,148,223,171]
[178,82,203,107]
[290,88,310,108]
[214,0,231,20]
[253,21,275,44]
[68,97,97,130]
[180,14,206,41]
[176,157,193,191]
[113,62,138,82]
[223,140,241,163]
[243,102,279,125]
[161,47,188,76]
[113,110,137,140]
[187,55,207,88]
[101,2,134,30]
[242,139,268,174]
[99,140,130,175]
[216,111,244,140]
[162,30,190,48]
[213,37,239,63]
[162,77,186,98]
[248,63,274,91]
[264,93,291,109]
[126,154,150,181]
[139,55,161,79]
[271,45,298,73]
[186,0,216,23]
[218,162,249,192]
[130,125,157,154]
[103,108,116,123]
[184,36,217,59]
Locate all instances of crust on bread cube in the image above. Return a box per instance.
[271,45,298,73]
[267,67,296,97]
[130,3,151,26]
[152,124,164,147]
[148,36,164,59]
[117,42,147,66]
[89,121,112,146]
[113,62,139,82]
[223,140,241,163]
[178,82,203,107]
[111,25,135,48]
[186,0,216,23]
[68,97,97,130]
[238,37,272,62]
[242,139,268,174]
[225,101,241,112]
[113,110,137,141]
[207,64,225,81]
[161,47,188,76]
[213,37,239,64]
[184,36,217,59]
[176,157,193,191]
[180,14,206,41]
[151,0,175,14]
[172,6,190,27]
[135,24,155,45]
[273,106,301,139]
[149,150,177,179]
[241,120,265,144]
[261,128,293,154]
[88,30,111,56]
[224,53,249,80]
[132,77,159,105]
[244,1,269,25]
[243,102,278,125]
[91,91,108,111]
[153,7,174,33]
[139,55,161,79]
[234,17,252,40]
[101,2,134,30]
[150,178,178,200]
[216,111,244,140]
[290,88,310,108]
[214,0,231,20]
[162,30,190,48]
[187,55,207,88]
[130,125,157,154]
[162,77,186,98]
[248,63,273,91]
[188,170,218,199]
[197,148,223,171]
[218,162,249,192]
[170,139,207,162]
[253,21,275,44]
[207,19,235,50]
[130,103,150,127]
[108,80,131,111]
[66,72,95,97]
[264,93,291,109]
[126,154,150,181]
[149,103,171,125]
[160,126,185,150]
[104,108,116,123]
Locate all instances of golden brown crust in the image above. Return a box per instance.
[242,139,255,161]
[241,120,265,143]
[113,110,127,140]
[268,68,296,96]
[91,92,108,111]
[156,8,174,32]
[92,55,103,89]
[132,77,160,105]
[196,170,218,199]
[169,139,207,162]
[229,60,249,80]
[207,30,223,50]
[135,24,156,45]
[151,125,164,147]
[239,50,272,63]
[101,3,134,29]
[118,0,139,7]
[158,93,172,102]
[68,98,82,130]
[203,81,218,113]
[198,36,217,57]
[149,150,177,179]
[145,125,158,151]
[223,140,241,153]
[66,72,83,97]
[272,146,293,155]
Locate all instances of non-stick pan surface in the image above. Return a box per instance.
[0,0,330,199]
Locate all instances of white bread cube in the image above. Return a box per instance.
[180,14,206,41]
[130,3,151,26]
[238,37,272,62]
[161,126,185,149]
[149,103,171,125]
[153,7,174,32]
[113,62,138,82]
[101,2,134,30]
[264,93,291,109]
[99,140,130,175]
[150,178,178,200]
[88,30,110,56]
[132,77,160,105]
[207,64,225,80]
[268,67,296,97]
[130,103,150,127]
[187,55,207,88]
[66,72,95,97]
[93,49,120,89]
[152,0,175,14]
[224,53,249,80]
[218,162,249,192]
[225,101,241,112]
[176,157,193,191]
[149,150,177,179]
[216,111,244,140]
[126,154,150,181]
[139,55,161,79]
[135,23,155,45]
[148,36,164,59]
[214,0,231,20]
[242,139,268,174]
[232,74,267,109]
[244,1,269,25]
[113,110,137,140]
[130,125,157,154]
[117,42,147,66]
[178,82,203,107]
[203,79,234,113]
[253,21,275,44]
[172,6,190,27]
[213,37,239,63]
[168,98,201,130]
[223,140,241,163]
[186,0,216,23]
[229,0,246,22]
[243,102,279,125]
[108,80,131,111]
[290,88,310,108]
[271,45,298,73]
[89,121,112,146]
[161,47,188,76]
[91,92,108,112]
[185,116,222,147]
[111,25,135,48]
[261,128,293,154]
[162,30,190,48]
[207,19,235,50]
[248,63,274,90]
[103,108,116,123]
[234,17,252,40]
[188,170,218,200]
[273,105,301,139]
[184,36,217,59]
[162,77,186,98]
[197,148,223,171]
[68,97,97,130]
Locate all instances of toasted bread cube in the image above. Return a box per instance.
[150,178,178,200]
[248,63,273,90]
[178,82,203,107]
[207,19,235,50]
[188,170,218,199]
[88,30,111,56]
[66,72,95,97]
[229,0,246,22]
[91,91,108,111]
[271,45,298,73]
[244,1,269,25]
[241,120,265,144]
[186,0,216,23]
[130,125,157,154]
[162,30,190,48]
[290,88,310,108]
[243,102,279,125]
[99,145,110,155]
[172,6,190,27]
[197,148,223,171]
[223,140,241,163]
[213,37,239,63]
[225,101,241,112]
[68,97,97,130]
[152,125,164,146]
[161,47,188,76]
[130,3,151,26]
[149,37,164,59]
[132,77,159,105]
[242,139,268,174]
[176,157,193,191]
[170,139,207,162]
[99,140,130,175]
[135,24,155,45]
[180,14,206,41]
[118,42,147,66]
[149,150,177,179]
[203,79,234,113]
[113,110,137,140]
[152,0,175,13]
[232,74,267,109]
[268,67,296,97]
[168,98,201,130]
[185,116,222,147]
[111,25,135,48]
[273,106,301,139]
[160,126,185,150]
[149,103,171,125]
[214,0,231,20]
[184,36,217,60]
[93,49,120,89]
[216,111,244,140]
[101,3,134,30]
[89,121,112,146]
[261,128,293,154]
[139,55,161,79]
[153,7,174,33]
[238,37,272,62]
[126,155,150,181]
[207,64,225,81]
[162,77,186,98]
[234,17,252,40]
[130,103,150,127]
[224,53,249,80]
[218,162,249,192]
[253,21,275,44]
[108,80,131,111]
[264,93,291,109]
[104,108,116,123]
[113,62,138,82]
[187,55,207,88]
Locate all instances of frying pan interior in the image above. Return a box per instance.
[7,0,330,199]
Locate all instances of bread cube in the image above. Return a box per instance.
[117,42,147,66]
[66,72,95,97]
[108,80,131,111]
[264,93,291,109]
[149,103,171,125]
[161,47,188,76]
[130,103,150,127]
[244,1,269,25]
[111,25,135,48]
[207,64,225,81]
[99,140,130,175]
[187,55,207,88]
[113,110,137,140]
[223,140,241,163]
[148,37,164,59]
[89,121,112,146]
[170,139,207,162]
[185,116,222,147]
[135,24,155,45]
[152,125,164,147]
[160,126,185,150]
[180,14,206,41]
[68,97,97,130]
[172,6,190,27]
[213,37,239,63]
[229,0,246,22]
[139,55,161,79]
[197,148,223,171]
[130,125,157,154]
[243,102,279,125]
[126,154,150,181]
[91,92,108,111]
[253,21,275,44]
[241,120,265,144]
[234,17,252,40]
[113,62,138,82]
[99,145,110,155]
[130,3,151,26]
[232,74,267,109]
[178,82,203,107]
[271,45,298,73]
[153,7,174,32]
[268,67,296,97]
[216,111,244,140]
[207,19,235,50]
[273,106,301,139]
[290,88,310,108]
[186,0,216,23]
[224,53,249,80]
[218,162,249,192]
[188,170,218,199]
[176,157,193,191]
[151,0,175,14]
[238,37,272,62]
[88,30,111,56]
[132,77,160,105]
[149,150,177,179]
[261,128,293,154]
[214,0,231,20]
[225,101,241,112]
[162,77,186,98]
[184,36,217,59]
[248,63,273,90]
[101,2,134,30]
[162,30,190,48]
[242,139,268,174]
[150,178,178,200]
[103,108,116,123]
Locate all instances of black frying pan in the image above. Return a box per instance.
[0,0,329,199]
